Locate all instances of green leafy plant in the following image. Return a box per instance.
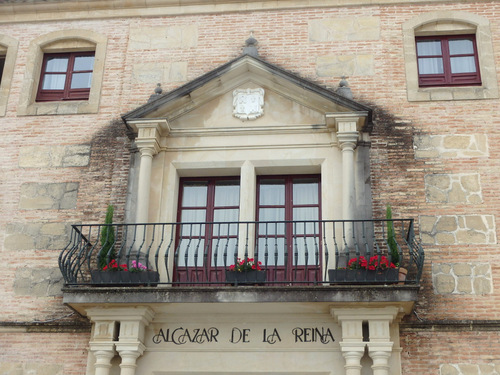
[98,205,116,270]
[386,204,400,266]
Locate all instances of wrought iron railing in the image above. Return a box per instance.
[58,219,424,286]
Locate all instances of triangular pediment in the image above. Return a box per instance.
[122,54,372,133]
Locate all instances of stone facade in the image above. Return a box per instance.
[1,0,500,374]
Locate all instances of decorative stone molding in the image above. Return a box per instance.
[420,215,496,245]
[432,262,493,295]
[414,134,488,159]
[232,88,265,121]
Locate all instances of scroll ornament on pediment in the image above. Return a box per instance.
[232,88,265,121]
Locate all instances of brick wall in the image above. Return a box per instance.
[0,1,499,374]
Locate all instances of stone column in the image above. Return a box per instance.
[134,123,163,224]
[238,161,256,258]
[90,343,115,375]
[332,307,401,375]
[87,307,155,375]
[115,307,155,375]
[368,344,393,375]
[336,119,359,222]
[331,308,366,375]
[87,319,118,375]
[116,344,145,375]
[367,311,397,375]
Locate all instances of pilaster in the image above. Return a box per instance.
[87,307,155,375]
[88,319,117,375]
[332,307,400,375]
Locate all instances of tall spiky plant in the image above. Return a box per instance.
[386,204,400,265]
[98,205,116,269]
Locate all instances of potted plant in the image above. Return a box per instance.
[91,259,160,286]
[97,205,116,270]
[225,257,266,285]
[386,204,407,283]
[329,255,398,283]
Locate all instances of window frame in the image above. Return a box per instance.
[402,11,498,102]
[0,34,18,117]
[36,51,95,102]
[256,174,322,283]
[174,176,241,284]
[416,35,481,87]
[17,29,107,116]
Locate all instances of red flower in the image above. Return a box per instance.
[228,257,263,272]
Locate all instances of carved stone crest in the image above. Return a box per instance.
[232,88,265,120]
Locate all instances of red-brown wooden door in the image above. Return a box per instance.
[256,175,321,284]
[174,177,240,284]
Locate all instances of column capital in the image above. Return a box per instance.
[325,112,368,133]
[129,119,169,156]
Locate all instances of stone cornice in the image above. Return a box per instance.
[0,0,494,23]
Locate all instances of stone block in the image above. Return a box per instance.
[414,134,489,159]
[436,216,458,232]
[14,267,64,297]
[456,277,472,293]
[129,25,198,50]
[419,215,437,232]
[461,174,480,192]
[421,215,495,245]
[473,277,492,295]
[478,364,495,374]
[464,215,487,232]
[309,17,380,42]
[433,263,493,295]
[133,61,187,84]
[434,274,455,294]
[19,182,79,210]
[4,222,69,251]
[453,263,472,276]
[0,363,23,375]
[456,230,487,244]
[435,233,456,245]
[426,174,450,190]
[316,54,374,77]
[459,364,479,375]
[440,364,459,375]
[25,363,64,375]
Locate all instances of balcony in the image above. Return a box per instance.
[59,219,424,287]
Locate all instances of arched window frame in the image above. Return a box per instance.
[17,29,107,115]
[403,11,498,101]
